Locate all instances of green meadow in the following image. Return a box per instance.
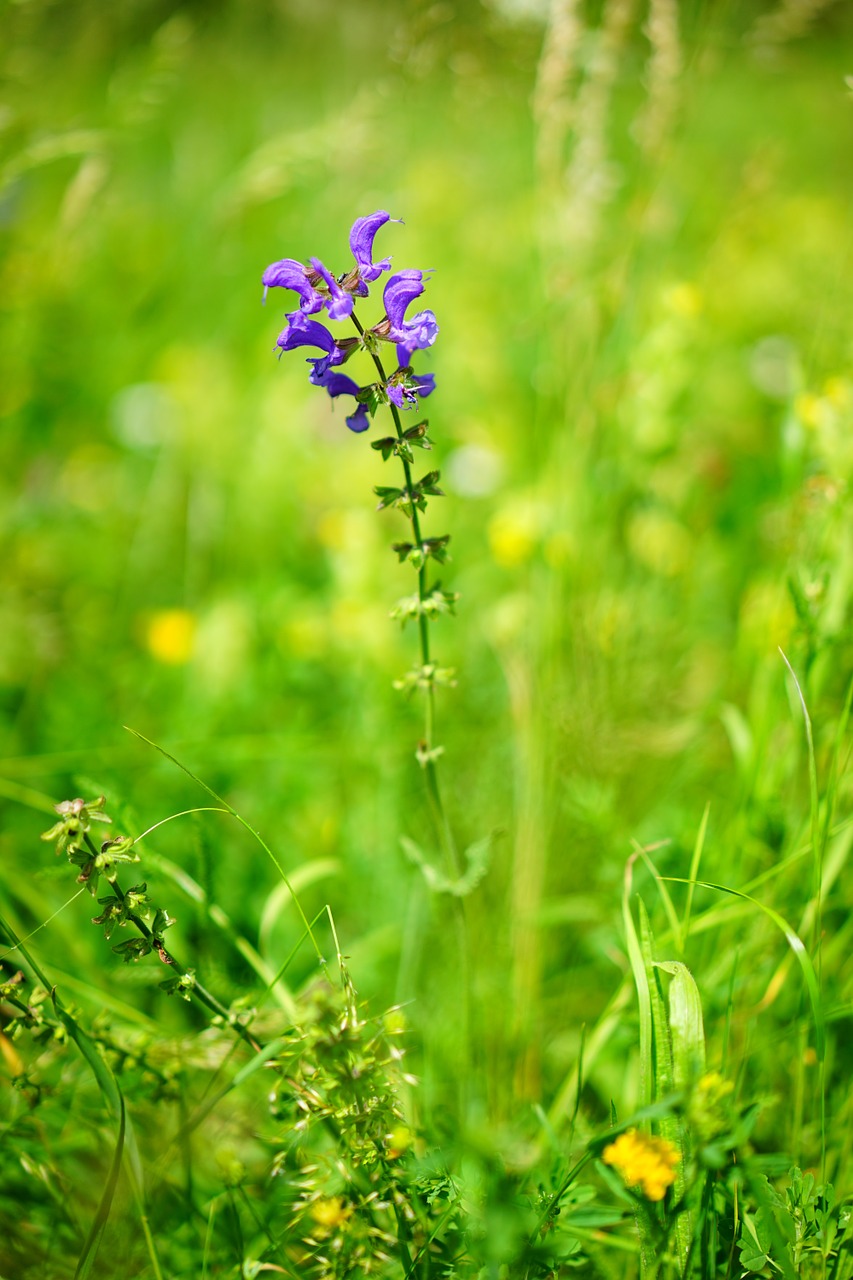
[2,1,853,1275]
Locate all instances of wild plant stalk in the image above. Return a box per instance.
[350,309,460,880]
[39,796,264,1053]
[262,213,471,1085]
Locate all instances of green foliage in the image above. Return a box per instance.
[2,0,853,1276]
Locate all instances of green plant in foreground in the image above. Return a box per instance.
[261,213,461,875]
[4,197,852,1278]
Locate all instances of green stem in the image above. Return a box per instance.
[350,313,459,877]
[350,310,471,1103]
[84,835,262,1053]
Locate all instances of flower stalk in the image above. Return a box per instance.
[262,212,459,876]
[262,214,471,1094]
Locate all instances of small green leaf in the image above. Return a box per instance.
[112,938,152,963]
[738,1212,769,1271]
[371,436,397,461]
[373,484,404,511]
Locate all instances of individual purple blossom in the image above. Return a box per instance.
[383,270,427,329]
[395,311,439,367]
[310,367,370,433]
[276,313,346,378]
[262,258,325,313]
[386,370,437,410]
[382,270,439,366]
[350,211,399,283]
[409,372,436,398]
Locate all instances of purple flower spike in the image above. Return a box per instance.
[383,270,426,331]
[262,258,324,313]
[310,257,354,322]
[350,211,399,283]
[276,313,345,378]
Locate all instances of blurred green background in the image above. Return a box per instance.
[2,0,853,1128]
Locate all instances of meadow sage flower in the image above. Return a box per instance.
[380,270,439,367]
[264,213,437,435]
[275,313,350,378]
[308,256,354,321]
[602,1128,679,1201]
[349,210,400,282]
[261,258,325,313]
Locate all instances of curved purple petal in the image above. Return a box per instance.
[350,211,399,283]
[308,365,370,432]
[383,270,425,332]
[386,384,405,409]
[395,308,439,365]
[310,369,362,397]
[309,257,354,322]
[276,314,345,377]
[410,372,436,398]
[346,403,371,433]
[262,258,324,313]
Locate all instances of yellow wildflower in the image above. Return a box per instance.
[602,1128,679,1201]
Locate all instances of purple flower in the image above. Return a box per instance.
[386,368,437,410]
[395,311,439,367]
[262,258,325,314]
[350,211,399,283]
[383,270,426,330]
[310,367,371,433]
[409,372,436,398]
[382,271,439,366]
[263,215,437,431]
[276,313,346,378]
[309,257,354,322]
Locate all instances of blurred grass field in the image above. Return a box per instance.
[2,0,853,1274]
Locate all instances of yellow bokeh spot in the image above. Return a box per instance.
[663,282,703,318]
[626,509,691,577]
[794,392,824,430]
[488,504,541,567]
[823,376,850,408]
[144,609,196,665]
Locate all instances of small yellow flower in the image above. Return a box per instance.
[144,608,196,664]
[310,1197,351,1231]
[602,1128,679,1201]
